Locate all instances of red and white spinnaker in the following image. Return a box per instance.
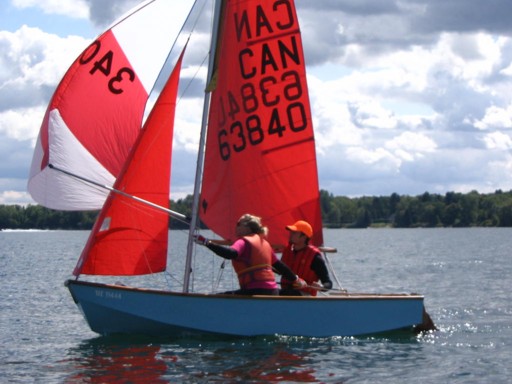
[28,0,194,210]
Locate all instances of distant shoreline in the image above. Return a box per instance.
[2,189,512,229]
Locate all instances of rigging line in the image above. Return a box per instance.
[183,0,223,293]
[192,229,228,293]
[177,52,209,105]
[147,0,201,100]
[176,0,211,104]
[165,227,195,290]
[190,0,210,34]
[104,0,159,34]
[214,259,226,292]
[323,250,345,291]
[164,271,183,290]
[191,235,196,293]
[48,164,190,225]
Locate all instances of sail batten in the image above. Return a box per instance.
[261,136,315,155]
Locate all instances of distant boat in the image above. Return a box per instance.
[28,0,435,337]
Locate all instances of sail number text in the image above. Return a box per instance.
[79,40,135,95]
[216,3,309,161]
[217,69,307,161]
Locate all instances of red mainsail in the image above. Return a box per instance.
[74,49,185,276]
[200,0,323,246]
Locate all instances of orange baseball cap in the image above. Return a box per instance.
[286,220,313,238]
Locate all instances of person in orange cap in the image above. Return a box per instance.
[279,220,333,296]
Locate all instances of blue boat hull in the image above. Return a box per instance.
[66,280,425,337]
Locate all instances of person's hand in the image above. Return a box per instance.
[310,281,323,290]
[193,234,209,246]
[292,276,307,289]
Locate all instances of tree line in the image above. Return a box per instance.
[1,189,512,230]
[320,189,512,228]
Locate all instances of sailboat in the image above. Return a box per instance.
[28,0,435,337]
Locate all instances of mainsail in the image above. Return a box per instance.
[74,48,185,276]
[199,0,323,246]
[27,0,194,210]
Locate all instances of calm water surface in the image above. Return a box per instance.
[1,228,511,383]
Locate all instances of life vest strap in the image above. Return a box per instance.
[237,263,272,276]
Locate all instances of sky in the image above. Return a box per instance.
[1,0,512,206]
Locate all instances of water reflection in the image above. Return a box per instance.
[64,337,169,383]
[208,346,317,382]
[60,333,437,383]
[63,336,324,383]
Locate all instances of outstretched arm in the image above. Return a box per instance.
[311,254,333,289]
[194,235,238,259]
[205,242,238,259]
[272,260,298,282]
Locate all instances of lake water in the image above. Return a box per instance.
[1,228,511,383]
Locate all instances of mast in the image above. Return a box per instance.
[183,0,224,293]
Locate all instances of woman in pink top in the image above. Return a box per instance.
[195,214,306,295]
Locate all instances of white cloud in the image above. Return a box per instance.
[0,190,33,205]
[501,63,512,76]
[346,146,398,168]
[474,104,512,130]
[305,21,512,197]
[12,0,89,19]
[482,131,512,150]
[174,98,203,152]
[307,75,362,154]
[385,132,437,160]
[0,26,89,141]
[0,106,46,143]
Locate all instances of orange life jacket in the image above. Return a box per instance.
[232,234,275,289]
[281,244,321,296]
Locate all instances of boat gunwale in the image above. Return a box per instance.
[65,279,424,301]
